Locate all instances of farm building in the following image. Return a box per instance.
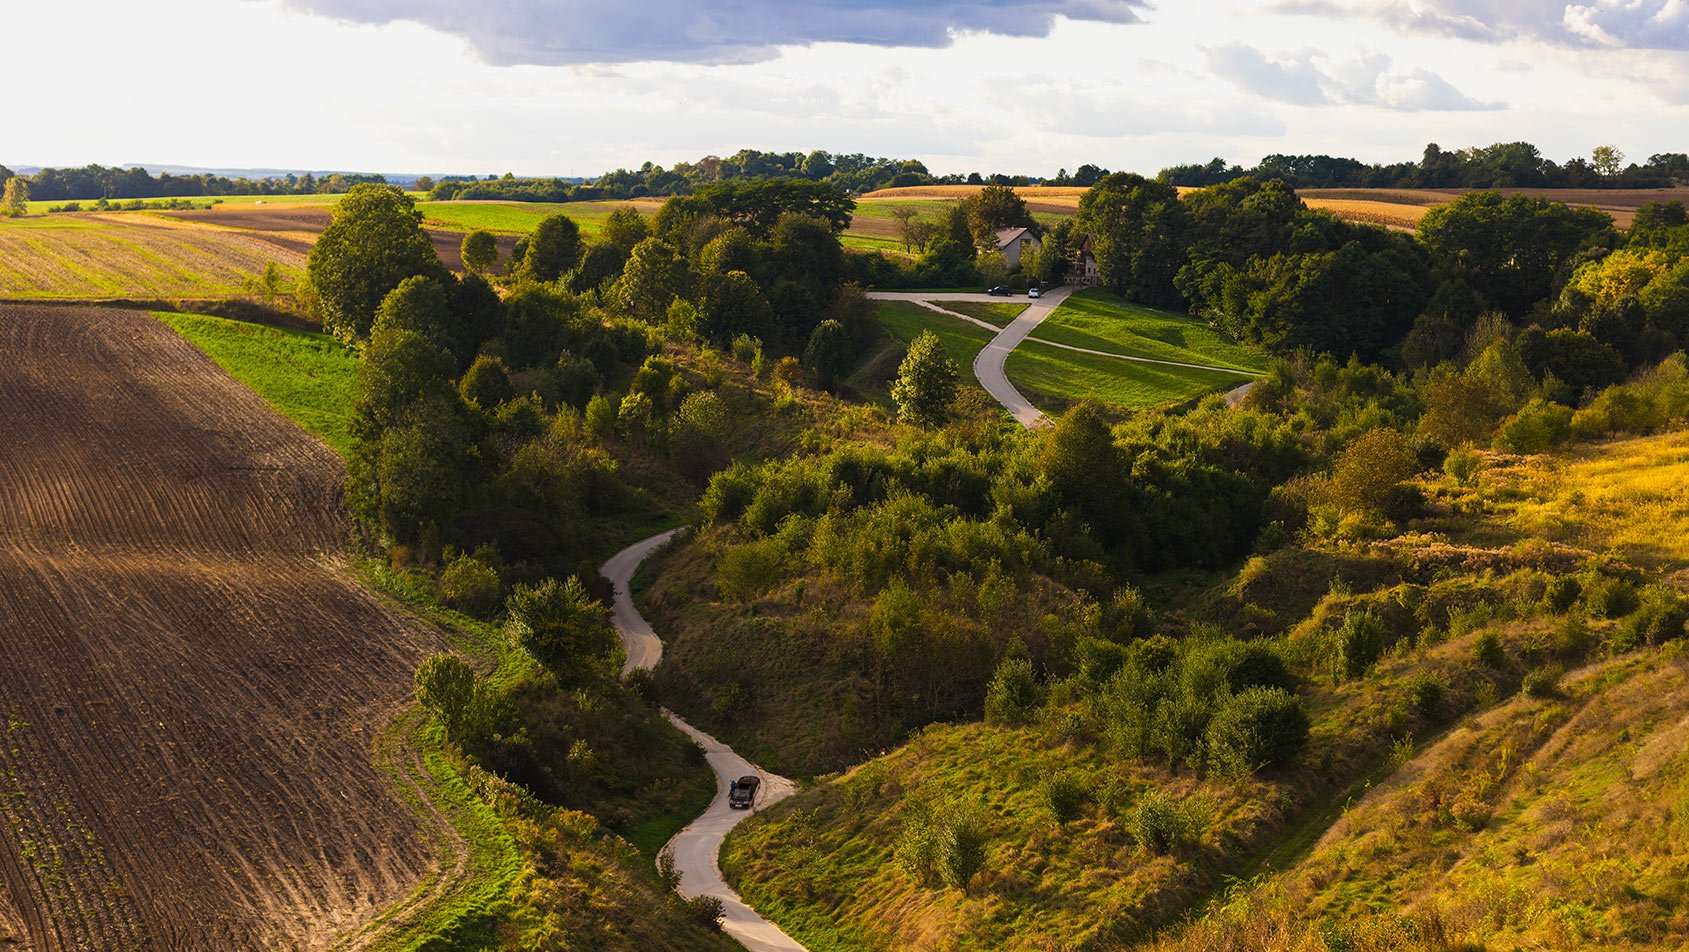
[995,226,1039,270]
[1070,234,1100,286]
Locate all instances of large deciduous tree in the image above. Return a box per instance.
[519,213,584,284]
[1077,173,1188,307]
[460,229,498,275]
[307,184,445,341]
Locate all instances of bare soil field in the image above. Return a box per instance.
[0,306,448,949]
[163,205,520,274]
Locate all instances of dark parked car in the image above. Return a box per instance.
[987,285,1012,296]
[727,775,760,810]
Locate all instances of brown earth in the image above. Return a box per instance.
[164,205,520,273]
[0,306,450,949]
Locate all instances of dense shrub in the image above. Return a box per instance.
[1205,686,1310,774]
[983,656,1041,726]
[1332,609,1385,682]
[1474,629,1507,668]
[438,554,501,615]
[1131,790,1188,854]
[1043,770,1091,824]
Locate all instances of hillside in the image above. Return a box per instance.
[714,428,1689,950]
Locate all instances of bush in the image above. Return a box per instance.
[1205,686,1309,774]
[1404,672,1447,721]
[1443,447,1483,486]
[438,555,501,616]
[670,390,730,483]
[1523,663,1563,698]
[505,576,619,681]
[685,895,725,930]
[1619,587,1689,647]
[1043,770,1090,824]
[584,393,617,441]
[1544,575,1582,613]
[715,538,785,603]
[897,801,988,893]
[1131,790,1187,854]
[1474,629,1507,668]
[1332,609,1385,682]
[1493,397,1573,453]
[983,656,1041,726]
[1583,576,1639,618]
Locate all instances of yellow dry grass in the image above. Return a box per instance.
[1300,198,1429,231]
[861,185,1090,202]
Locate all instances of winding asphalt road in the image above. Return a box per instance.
[867,287,1263,428]
[601,530,806,952]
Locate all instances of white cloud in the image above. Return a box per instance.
[1205,44,1502,110]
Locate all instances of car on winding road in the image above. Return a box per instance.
[987,285,1012,296]
[728,775,761,809]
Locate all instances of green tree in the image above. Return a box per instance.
[458,353,514,409]
[569,242,630,294]
[1419,191,1616,316]
[1077,173,1189,307]
[371,275,454,352]
[353,323,457,437]
[613,237,689,322]
[1329,427,1418,517]
[306,183,444,341]
[1039,402,1125,529]
[1591,144,1625,178]
[699,270,775,344]
[670,390,730,483]
[961,184,1034,245]
[983,656,1041,726]
[600,206,649,253]
[415,653,478,737]
[1,176,30,217]
[802,319,854,387]
[505,576,619,681]
[890,330,959,427]
[519,213,583,283]
[460,229,499,275]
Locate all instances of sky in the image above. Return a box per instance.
[5,0,1686,178]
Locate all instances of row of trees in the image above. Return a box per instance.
[1160,142,1689,190]
[6,164,391,201]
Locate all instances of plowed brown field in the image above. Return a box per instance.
[0,306,447,949]
[163,206,518,274]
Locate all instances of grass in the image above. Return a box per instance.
[1031,289,1268,372]
[1007,340,1253,411]
[938,301,1025,327]
[154,311,358,457]
[417,199,661,236]
[872,300,996,368]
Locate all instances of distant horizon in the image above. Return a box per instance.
[7,1,1688,179]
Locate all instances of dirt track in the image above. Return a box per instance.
[0,306,446,949]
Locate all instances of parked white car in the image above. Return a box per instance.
[1028,287,1042,299]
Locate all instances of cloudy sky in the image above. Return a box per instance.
[6,0,1686,177]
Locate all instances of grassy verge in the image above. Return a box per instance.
[872,300,995,367]
[1030,289,1267,372]
[1007,339,1253,411]
[154,310,359,456]
[938,301,1026,327]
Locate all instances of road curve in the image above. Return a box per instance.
[870,287,1075,428]
[602,531,807,952]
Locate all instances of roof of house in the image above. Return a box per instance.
[994,226,1035,248]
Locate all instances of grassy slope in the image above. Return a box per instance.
[723,432,1689,951]
[158,310,729,950]
[1006,340,1254,412]
[155,311,358,457]
[873,300,995,367]
[1031,289,1268,372]
[417,199,661,237]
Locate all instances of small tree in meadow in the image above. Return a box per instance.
[891,330,958,427]
[1,176,29,217]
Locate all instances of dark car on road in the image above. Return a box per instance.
[987,285,1012,296]
[728,775,760,809]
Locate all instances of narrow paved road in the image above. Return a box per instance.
[602,532,806,952]
[870,288,1075,427]
[868,288,1264,428]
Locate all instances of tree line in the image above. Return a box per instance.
[3,163,391,201]
[1161,141,1689,190]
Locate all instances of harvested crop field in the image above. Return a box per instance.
[163,205,520,274]
[0,214,304,299]
[0,306,449,949]
[1297,186,1689,228]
